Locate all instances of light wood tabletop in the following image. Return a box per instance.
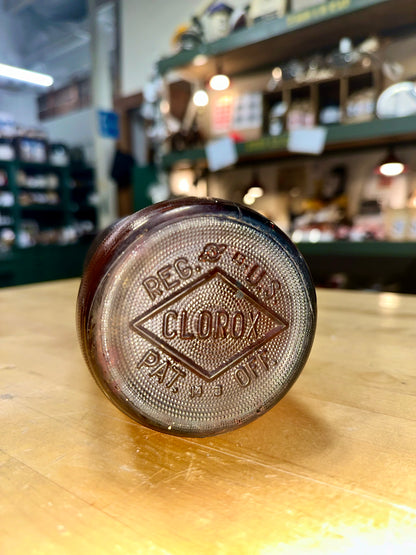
[1,279,415,554]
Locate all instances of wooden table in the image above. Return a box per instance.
[1,279,415,554]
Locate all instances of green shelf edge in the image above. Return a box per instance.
[0,241,95,288]
[298,241,416,258]
[0,160,69,172]
[0,251,16,263]
[161,115,416,169]
[70,203,97,212]
[20,204,66,212]
[157,0,388,74]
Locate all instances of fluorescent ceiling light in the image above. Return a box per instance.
[0,63,54,87]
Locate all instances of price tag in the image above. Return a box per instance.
[206,136,238,171]
[287,127,328,155]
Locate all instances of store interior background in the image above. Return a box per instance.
[1,0,416,292]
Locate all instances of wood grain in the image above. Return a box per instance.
[1,280,415,554]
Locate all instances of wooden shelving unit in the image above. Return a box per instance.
[158,0,416,170]
[154,0,416,292]
[162,114,416,169]
[158,0,416,79]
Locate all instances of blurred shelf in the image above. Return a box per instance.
[162,115,416,169]
[0,160,68,172]
[18,188,60,193]
[0,160,97,287]
[19,162,69,172]
[298,240,416,292]
[69,166,94,177]
[70,183,94,190]
[70,204,97,213]
[297,241,416,258]
[20,204,65,212]
[157,0,416,78]
[0,241,95,288]
[0,251,15,262]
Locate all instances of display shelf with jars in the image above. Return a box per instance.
[69,164,98,242]
[189,144,416,292]
[157,0,416,79]
[0,156,97,287]
[161,114,416,169]
[160,26,416,167]
[137,0,416,291]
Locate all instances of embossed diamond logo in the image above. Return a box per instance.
[130,267,287,380]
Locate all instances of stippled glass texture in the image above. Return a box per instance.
[85,208,316,437]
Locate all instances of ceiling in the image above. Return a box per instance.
[0,0,115,90]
